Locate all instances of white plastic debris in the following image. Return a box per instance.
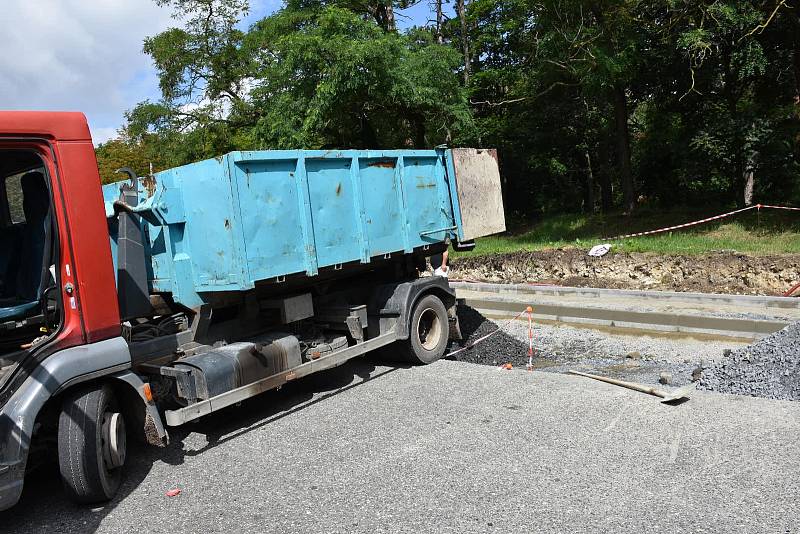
[588,244,612,257]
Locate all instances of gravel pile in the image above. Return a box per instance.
[447,306,531,367]
[699,322,800,401]
[448,305,712,386]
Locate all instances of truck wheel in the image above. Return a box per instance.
[402,294,449,365]
[58,383,126,504]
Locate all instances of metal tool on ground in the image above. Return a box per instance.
[567,370,695,403]
[785,282,800,298]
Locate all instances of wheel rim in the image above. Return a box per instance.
[101,412,126,470]
[417,308,443,351]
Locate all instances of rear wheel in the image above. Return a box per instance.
[401,294,449,365]
[58,383,126,504]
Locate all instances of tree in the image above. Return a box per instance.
[433,0,447,43]
[660,1,799,206]
[456,0,470,83]
[123,0,470,164]
[104,0,800,217]
[95,135,169,184]
[245,6,471,148]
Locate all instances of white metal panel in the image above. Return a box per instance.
[452,148,506,240]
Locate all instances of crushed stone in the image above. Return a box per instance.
[699,322,800,401]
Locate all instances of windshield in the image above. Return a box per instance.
[0,149,58,388]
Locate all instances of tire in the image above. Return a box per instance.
[401,294,449,365]
[58,383,126,504]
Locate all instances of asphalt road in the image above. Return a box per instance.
[2,358,799,533]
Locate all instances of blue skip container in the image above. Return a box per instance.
[103,148,505,308]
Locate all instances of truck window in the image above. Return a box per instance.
[4,173,27,224]
[0,150,58,377]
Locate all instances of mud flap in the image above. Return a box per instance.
[111,371,169,447]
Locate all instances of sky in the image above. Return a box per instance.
[0,0,443,146]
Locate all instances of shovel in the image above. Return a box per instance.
[568,370,695,403]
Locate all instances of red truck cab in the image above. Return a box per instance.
[0,112,133,510]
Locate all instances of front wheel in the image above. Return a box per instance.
[401,294,449,365]
[58,383,127,504]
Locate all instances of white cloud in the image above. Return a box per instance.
[90,127,121,146]
[0,0,174,145]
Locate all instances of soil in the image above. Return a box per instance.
[452,249,800,296]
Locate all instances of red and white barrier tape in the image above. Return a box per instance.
[605,206,756,240]
[759,204,800,212]
[604,203,800,241]
[446,306,533,360]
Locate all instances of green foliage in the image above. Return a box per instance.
[112,0,470,169]
[94,135,170,184]
[246,6,471,148]
[453,210,800,258]
[100,0,800,226]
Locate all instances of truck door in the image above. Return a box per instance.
[0,145,63,391]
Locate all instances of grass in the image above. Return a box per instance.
[454,208,800,259]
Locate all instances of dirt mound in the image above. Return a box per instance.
[452,249,800,296]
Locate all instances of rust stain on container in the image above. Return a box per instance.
[368,160,396,169]
[141,175,157,197]
[336,183,342,196]
[224,219,231,229]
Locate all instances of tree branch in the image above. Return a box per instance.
[742,0,790,40]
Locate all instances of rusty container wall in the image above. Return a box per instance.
[102,149,505,309]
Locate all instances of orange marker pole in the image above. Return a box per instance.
[526,306,534,372]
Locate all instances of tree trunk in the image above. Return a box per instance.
[795,39,800,106]
[585,150,596,214]
[743,168,754,206]
[374,3,396,32]
[743,150,758,206]
[435,0,444,44]
[612,84,635,213]
[385,4,395,32]
[456,0,470,83]
[794,9,800,107]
